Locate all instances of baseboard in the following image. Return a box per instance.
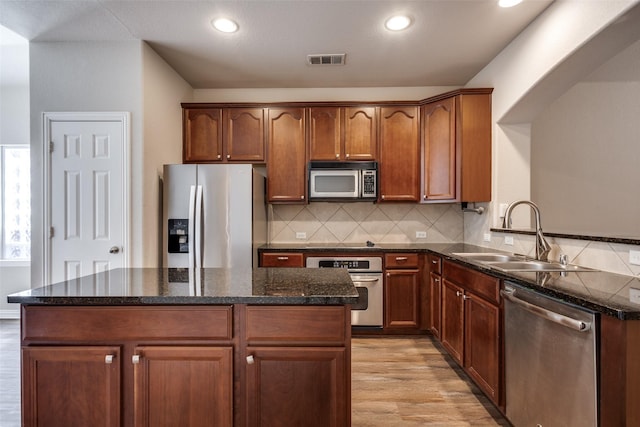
[0,309,20,319]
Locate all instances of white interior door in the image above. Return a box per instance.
[44,113,129,284]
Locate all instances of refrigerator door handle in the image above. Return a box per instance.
[188,185,196,268]
[194,185,204,268]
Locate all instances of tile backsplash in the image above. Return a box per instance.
[269,202,464,245]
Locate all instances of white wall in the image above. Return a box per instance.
[141,43,193,267]
[464,0,640,277]
[1,26,30,318]
[29,41,144,284]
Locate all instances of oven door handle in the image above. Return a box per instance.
[351,277,380,283]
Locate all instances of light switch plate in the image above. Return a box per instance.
[504,236,514,246]
[499,203,509,218]
[483,233,491,242]
[630,250,640,266]
[416,231,427,238]
[295,232,306,240]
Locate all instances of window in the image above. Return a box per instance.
[1,145,30,260]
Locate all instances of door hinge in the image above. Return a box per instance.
[49,226,54,238]
[49,141,54,153]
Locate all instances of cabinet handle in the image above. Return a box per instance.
[423,195,427,200]
[335,153,340,159]
[395,256,408,262]
[300,195,304,199]
[345,154,350,158]
[432,260,438,264]
[246,355,255,365]
[277,256,289,261]
[456,291,462,297]
[434,278,440,283]
[381,195,385,200]
[132,355,140,364]
[105,355,114,364]
[226,154,231,159]
[463,295,471,301]
[217,154,221,159]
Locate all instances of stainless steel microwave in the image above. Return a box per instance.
[308,161,377,201]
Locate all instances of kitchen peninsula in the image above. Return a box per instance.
[8,267,357,427]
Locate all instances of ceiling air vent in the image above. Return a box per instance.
[307,54,346,66]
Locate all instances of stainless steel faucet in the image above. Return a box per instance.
[501,200,551,262]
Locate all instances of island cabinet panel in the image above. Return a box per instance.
[378,106,420,202]
[267,107,307,203]
[245,347,348,427]
[183,108,223,162]
[22,346,121,427]
[133,346,233,427]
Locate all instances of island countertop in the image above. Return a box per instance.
[7,267,359,306]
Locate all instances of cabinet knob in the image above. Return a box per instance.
[463,295,471,301]
[381,195,385,200]
[434,278,440,283]
[432,260,438,264]
[132,355,140,364]
[105,355,114,364]
[217,154,221,159]
[345,154,350,158]
[423,195,427,200]
[336,154,340,159]
[300,195,304,199]
[246,355,255,365]
[109,246,120,254]
[456,291,462,297]
[227,154,231,159]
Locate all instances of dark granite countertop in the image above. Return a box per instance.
[7,267,358,306]
[259,243,640,320]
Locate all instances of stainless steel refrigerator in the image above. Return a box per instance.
[162,164,267,269]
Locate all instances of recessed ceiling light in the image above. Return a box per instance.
[212,18,239,33]
[384,15,411,31]
[498,0,523,7]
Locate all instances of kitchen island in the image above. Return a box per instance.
[8,267,358,427]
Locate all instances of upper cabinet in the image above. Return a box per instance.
[183,108,223,162]
[422,91,492,202]
[378,106,420,202]
[267,107,307,203]
[308,106,377,161]
[182,105,265,163]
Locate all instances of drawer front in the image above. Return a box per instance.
[261,252,304,267]
[385,253,419,269]
[427,254,442,274]
[245,306,347,344]
[443,260,500,304]
[22,306,233,342]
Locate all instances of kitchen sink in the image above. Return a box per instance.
[487,260,597,272]
[452,252,597,272]
[451,252,529,263]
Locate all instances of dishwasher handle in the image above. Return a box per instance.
[501,289,591,332]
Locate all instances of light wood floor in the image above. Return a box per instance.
[0,320,510,426]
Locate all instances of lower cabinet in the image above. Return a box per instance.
[19,304,351,427]
[440,260,503,408]
[384,253,422,331]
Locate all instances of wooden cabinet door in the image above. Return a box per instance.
[309,107,342,161]
[344,106,377,161]
[183,108,223,162]
[429,272,442,338]
[441,279,464,364]
[22,346,121,427]
[133,346,233,427]
[245,346,349,427]
[267,107,307,203]
[378,106,420,201]
[422,98,456,201]
[384,269,420,329]
[225,108,265,162]
[464,294,501,405]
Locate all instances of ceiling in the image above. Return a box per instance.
[0,0,553,89]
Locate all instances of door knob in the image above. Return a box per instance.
[109,246,120,254]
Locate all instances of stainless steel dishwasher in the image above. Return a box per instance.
[502,282,598,427]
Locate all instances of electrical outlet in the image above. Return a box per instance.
[295,232,306,240]
[499,203,509,218]
[630,250,640,266]
[630,288,640,304]
[416,231,427,238]
[504,236,514,246]
[483,233,491,242]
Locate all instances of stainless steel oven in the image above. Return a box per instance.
[306,256,383,327]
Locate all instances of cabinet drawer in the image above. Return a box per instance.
[245,306,347,344]
[443,260,500,304]
[22,306,233,342]
[261,252,304,267]
[427,254,442,274]
[385,253,419,269]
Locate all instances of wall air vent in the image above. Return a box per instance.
[307,54,346,66]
